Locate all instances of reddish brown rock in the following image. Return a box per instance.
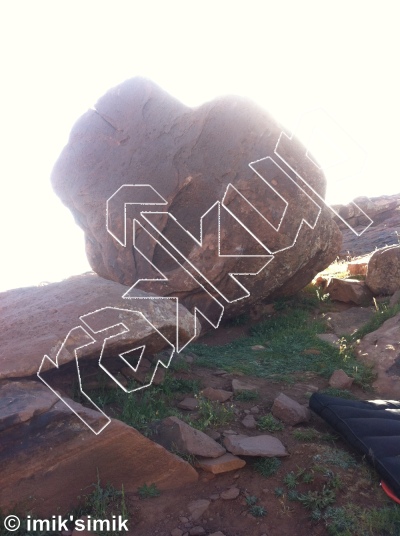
[0,273,196,380]
[347,255,370,276]
[200,387,233,403]
[195,453,246,474]
[0,381,198,517]
[356,312,400,397]
[52,77,341,321]
[178,397,199,411]
[152,416,226,458]
[334,193,400,258]
[390,290,400,307]
[323,277,373,306]
[220,486,240,500]
[366,245,400,296]
[187,499,210,520]
[223,434,288,457]
[271,393,311,425]
[328,369,354,390]
[241,414,257,429]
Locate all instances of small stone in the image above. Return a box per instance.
[251,345,266,351]
[221,486,240,500]
[209,493,220,500]
[179,517,189,523]
[232,379,258,393]
[223,434,288,457]
[195,453,246,474]
[223,429,238,435]
[209,532,226,536]
[201,387,233,402]
[250,406,260,414]
[271,393,311,425]
[241,414,257,429]
[178,398,199,411]
[329,369,354,389]
[171,529,184,536]
[244,409,250,414]
[189,527,205,536]
[188,499,210,521]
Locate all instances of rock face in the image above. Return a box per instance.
[356,312,400,397]
[51,77,341,320]
[152,416,226,458]
[333,193,400,258]
[0,381,198,517]
[0,273,196,380]
[365,245,400,296]
[322,277,373,305]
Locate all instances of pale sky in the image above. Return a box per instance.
[0,1,399,292]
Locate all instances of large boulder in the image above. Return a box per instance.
[0,380,198,517]
[0,272,197,380]
[51,77,341,320]
[365,245,400,296]
[333,193,400,258]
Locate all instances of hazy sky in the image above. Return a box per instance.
[1,1,399,291]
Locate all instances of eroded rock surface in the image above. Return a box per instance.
[52,77,341,320]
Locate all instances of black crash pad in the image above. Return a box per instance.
[309,393,400,497]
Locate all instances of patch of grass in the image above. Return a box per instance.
[226,313,249,326]
[274,487,284,497]
[234,389,259,401]
[302,472,314,484]
[292,428,320,442]
[186,396,234,431]
[137,483,160,499]
[245,495,258,506]
[253,457,281,477]
[283,472,298,490]
[191,306,372,386]
[160,375,201,396]
[288,490,300,501]
[351,302,400,341]
[249,505,267,517]
[324,504,400,536]
[320,387,359,400]
[298,486,336,510]
[313,446,358,470]
[257,414,284,432]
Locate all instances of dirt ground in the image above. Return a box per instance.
[121,322,392,536]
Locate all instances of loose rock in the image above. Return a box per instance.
[223,434,288,457]
[329,369,354,390]
[195,453,246,474]
[272,393,311,425]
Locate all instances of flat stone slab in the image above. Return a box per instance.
[325,307,375,336]
[195,453,246,474]
[223,434,288,457]
[153,416,226,458]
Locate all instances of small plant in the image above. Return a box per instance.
[302,472,314,484]
[235,389,259,401]
[288,490,299,501]
[187,396,234,431]
[310,509,322,522]
[298,486,335,510]
[283,472,298,489]
[257,413,284,432]
[253,457,281,477]
[245,495,258,506]
[249,505,267,517]
[274,487,284,497]
[137,483,160,499]
[292,428,319,442]
[313,446,357,469]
